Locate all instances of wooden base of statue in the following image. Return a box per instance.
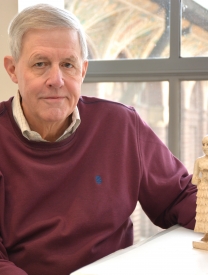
[193,241,208,251]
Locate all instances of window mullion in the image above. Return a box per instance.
[167,0,181,157]
[169,0,181,59]
[168,77,181,158]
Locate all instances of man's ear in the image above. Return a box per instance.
[4,56,18,84]
[81,60,88,83]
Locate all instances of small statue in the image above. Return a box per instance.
[192,135,208,250]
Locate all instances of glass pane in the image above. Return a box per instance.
[65,0,170,60]
[82,81,168,242]
[180,81,208,174]
[181,0,208,57]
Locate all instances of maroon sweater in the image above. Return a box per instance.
[0,97,196,275]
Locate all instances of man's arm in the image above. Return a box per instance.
[0,238,28,275]
[0,260,28,275]
[136,115,197,230]
[0,171,28,275]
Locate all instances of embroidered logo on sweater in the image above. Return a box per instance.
[95,175,102,184]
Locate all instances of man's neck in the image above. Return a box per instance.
[27,115,72,142]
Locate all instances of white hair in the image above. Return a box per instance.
[8,4,88,61]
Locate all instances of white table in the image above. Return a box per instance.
[70,225,208,275]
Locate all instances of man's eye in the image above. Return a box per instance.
[64,63,73,68]
[35,62,45,67]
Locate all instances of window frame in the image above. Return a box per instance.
[84,0,208,159]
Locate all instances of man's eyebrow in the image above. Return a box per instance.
[30,54,49,60]
[64,56,78,63]
[30,54,78,62]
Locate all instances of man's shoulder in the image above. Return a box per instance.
[0,98,13,117]
[0,98,14,131]
[78,96,136,114]
[78,96,140,138]
[0,101,5,116]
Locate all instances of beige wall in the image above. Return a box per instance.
[0,0,18,101]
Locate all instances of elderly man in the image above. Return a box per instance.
[0,4,196,275]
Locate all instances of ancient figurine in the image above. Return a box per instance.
[192,135,208,249]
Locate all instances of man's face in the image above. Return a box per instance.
[7,28,88,127]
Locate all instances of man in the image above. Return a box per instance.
[0,4,196,275]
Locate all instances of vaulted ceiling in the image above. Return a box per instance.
[65,0,208,59]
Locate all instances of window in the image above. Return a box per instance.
[65,0,170,60]
[181,0,208,57]
[181,81,208,173]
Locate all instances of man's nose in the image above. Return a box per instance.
[46,66,64,88]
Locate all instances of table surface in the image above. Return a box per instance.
[70,225,208,275]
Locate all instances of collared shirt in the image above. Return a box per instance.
[12,91,81,142]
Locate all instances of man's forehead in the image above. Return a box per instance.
[21,28,80,48]
[30,53,78,61]
[20,28,82,61]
